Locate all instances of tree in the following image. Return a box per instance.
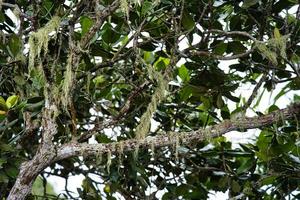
[0,0,300,199]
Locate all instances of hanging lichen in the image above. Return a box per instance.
[255,42,278,65]
[151,140,155,156]
[61,53,74,109]
[28,16,61,72]
[106,150,112,173]
[96,150,103,166]
[86,72,91,93]
[255,35,289,66]
[174,134,179,161]
[133,142,140,160]
[135,64,169,140]
[117,141,124,166]
[154,0,161,5]
[120,0,129,18]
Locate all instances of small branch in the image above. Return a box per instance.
[2,3,32,19]
[205,29,258,42]
[189,49,253,60]
[242,73,267,111]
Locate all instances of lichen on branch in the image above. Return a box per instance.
[28,16,61,72]
[134,64,169,140]
[255,35,289,66]
[61,53,75,109]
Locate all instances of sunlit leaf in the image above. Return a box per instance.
[6,95,18,109]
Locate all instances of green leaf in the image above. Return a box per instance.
[242,0,259,8]
[182,11,195,31]
[144,51,155,64]
[237,158,255,174]
[8,34,21,57]
[216,93,224,108]
[227,41,247,54]
[96,134,113,143]
[260,176,278,186]
[0,172,9,183]
[231,180,241,193]
[102,23,121,44]
[6,95,18,109]
[294,94,300,102]
[154,57,170,71]
[178,65,190,82]
[0,96,8,111]
[268,105,279,113]
[141,1,153,16]
[90,43,114,58]
[80,16,93,36]
[213,42,227,55]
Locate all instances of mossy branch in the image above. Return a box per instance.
[56,103,300,160]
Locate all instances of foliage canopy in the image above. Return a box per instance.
[1,0,300,199]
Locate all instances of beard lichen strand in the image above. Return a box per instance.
[117,141,124,167]
[28,16,61,72]
[134,64,169,140]
[106,150,112,173]
[61,53,75,109]
[268,35,289,59]
[255,42,278,65]
[120,0,129,19]
[96,149,102,166]
[174,134,179,161]
[150,140,155,157]
[254,35,288,66]
[133,141,140,160]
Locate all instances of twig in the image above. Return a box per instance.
[205,29,258,42]
[242,73,267,111]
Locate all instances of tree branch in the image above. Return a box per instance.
[56,103,300,160]
[189,49,253,60]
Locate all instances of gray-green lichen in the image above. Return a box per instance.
[106,150,112,173]
[135,65,169,140]
[28,16,61,72]
[255,35,289,66]
[61,54,74,109]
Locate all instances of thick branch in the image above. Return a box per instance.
[56,103,300,160]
